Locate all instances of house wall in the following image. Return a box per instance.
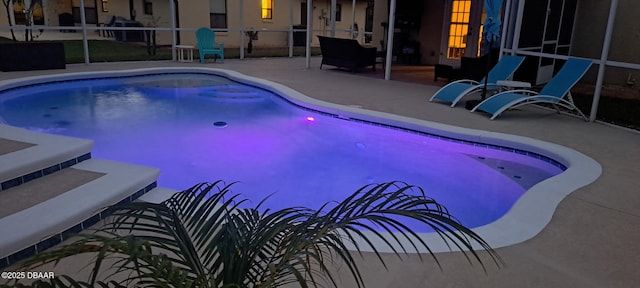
[0,0,70,38]
[134,0,172,44]
[571,0,640,84]
[308,0,370,43]
[98,0,132,24]
[571,0,607,60]
[0,0,131,32]
[371,0,388,48]
[417,0,445,65]
[177,0,209,45]
[1,0,370,49]
[0,12,6,26]
[43,0,72,26]
[0,0,66,26]
[177,0,369,49]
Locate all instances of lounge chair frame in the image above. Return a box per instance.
[429,55,525,107]
[471,58,592,121]
[472,90,588,120]
[430,80,501,107]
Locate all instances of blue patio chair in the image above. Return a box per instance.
[471,58,592,120]
[429,55,525,107]
[196,27,224,63]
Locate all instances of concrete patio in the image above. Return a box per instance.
[1,57,639,287]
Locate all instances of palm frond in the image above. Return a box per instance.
[11,181,501,288]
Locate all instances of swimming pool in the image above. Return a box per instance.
[0,68,601,252]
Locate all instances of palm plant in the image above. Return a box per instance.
[8,181,500,288]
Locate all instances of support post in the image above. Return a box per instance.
[351,0,356,39]
[79,0,90,64]
[590,0,618,122]
[306,0,313,69]
[170,0,176,61]
[240,0,245,59]
[330,0,337,37]
[499,0,512,57]
[511,0,525,56]
[384,0,396,80]
[289,0,294,57]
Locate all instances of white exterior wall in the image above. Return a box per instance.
[178,0,369,48]
[0,0,369,48]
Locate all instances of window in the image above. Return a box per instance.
[335,3,341,22]
[300,3,307,24]
[210,0,227,29]
[101,0,109,12]
[12,2,27,25]
[261,0,272,20]
[447,0,471,59]
[143,0,152,15]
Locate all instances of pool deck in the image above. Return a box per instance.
[1,58,639,287]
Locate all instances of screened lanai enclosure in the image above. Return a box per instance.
[0,0,638,125]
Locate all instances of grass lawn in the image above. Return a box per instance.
[1,37,320,63]
[0,37,172,63]
[65,40,172,63]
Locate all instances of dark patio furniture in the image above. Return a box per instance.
[99,16,116,37]
[434,49,500,82]
[113,17,144,42]
[0,42,66,72]
[58,13,75,32]
[292,25,306,47]
[434,64,456,82]
[317,36,377,73]
[459,51,499,81]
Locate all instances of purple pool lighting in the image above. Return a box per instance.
[0,69,600,247]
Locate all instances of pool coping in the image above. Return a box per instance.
[0,67,602,253]
[0,125,94,190]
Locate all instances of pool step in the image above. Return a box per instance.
[138,186,179,204]
[0,158,160,269]
[0,124,93,192]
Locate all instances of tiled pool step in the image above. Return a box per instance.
[0,124,93,192]
[0,158,160,270]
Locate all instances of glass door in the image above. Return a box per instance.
[440,0,484,66]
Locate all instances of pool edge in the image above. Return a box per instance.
[0,67,603,253]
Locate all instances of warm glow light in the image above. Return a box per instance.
[306,116,315,122]
[261,0,272,19]
[447,0,472,59]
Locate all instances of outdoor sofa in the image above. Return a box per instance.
[0,42,66,71]
[318,36,377,73]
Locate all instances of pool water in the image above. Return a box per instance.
[0,73,564,230]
